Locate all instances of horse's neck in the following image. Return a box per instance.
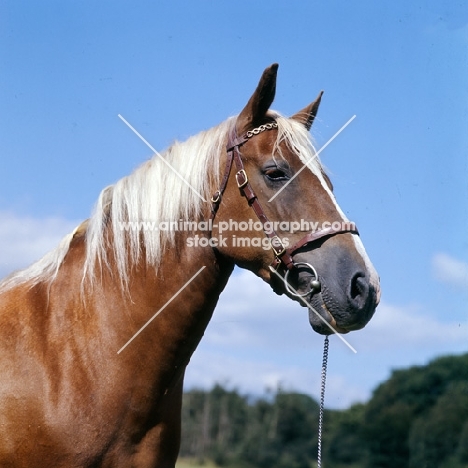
[0,229,234,463]
[65,230,234,397]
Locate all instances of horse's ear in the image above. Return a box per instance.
[236,63,278,135]
[291,91,324,131]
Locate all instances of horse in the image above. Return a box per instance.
[0,64,380,467]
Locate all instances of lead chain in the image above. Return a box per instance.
[317,335,329,468]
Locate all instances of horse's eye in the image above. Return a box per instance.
[264,167,288,181]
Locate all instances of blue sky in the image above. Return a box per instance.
[1,1,467,408]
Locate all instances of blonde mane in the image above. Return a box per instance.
[0,113,321,292]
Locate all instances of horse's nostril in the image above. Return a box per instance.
[349,273,369,306]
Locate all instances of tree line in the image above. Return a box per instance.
[180,353,468,468]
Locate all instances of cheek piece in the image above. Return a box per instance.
[210,121,359,296]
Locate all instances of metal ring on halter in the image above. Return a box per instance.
[283,262,321,297]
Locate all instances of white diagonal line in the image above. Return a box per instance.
[268,115,356,203]
[270,268,357,353]
[117,266,206,354]
[118,114,207,202]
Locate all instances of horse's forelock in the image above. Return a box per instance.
[272,112,323,176]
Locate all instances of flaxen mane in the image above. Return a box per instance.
[0,112,321,292]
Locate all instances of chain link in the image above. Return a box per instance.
[245,122,278,139]
[317,335,329,468]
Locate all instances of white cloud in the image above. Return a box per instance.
[184,348,368,408]
[357,302,468,351]
[432,252,468,291]
[0,211,79,278]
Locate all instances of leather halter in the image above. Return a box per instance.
[210,121,359,277]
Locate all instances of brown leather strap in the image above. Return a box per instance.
[229,142,296,269]
[210,146,235,219]
[211,130,251,219]
[287,225,359,254]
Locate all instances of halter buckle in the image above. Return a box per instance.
[270,236,286,257]
[236,169,249,188]
[211,191,221,203]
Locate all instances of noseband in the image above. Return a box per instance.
[210,121,359,294]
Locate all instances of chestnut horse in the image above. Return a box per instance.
[0,64,380,467]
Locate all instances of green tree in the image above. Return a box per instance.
[409,381,468,468]
[324,403,368,467]
[455,420,468,463]
[180,384,249,464]
[239,391,319,468]
[180,353,468,468]
[362,354,468,468]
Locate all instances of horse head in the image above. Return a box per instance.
[211,64,380,335]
